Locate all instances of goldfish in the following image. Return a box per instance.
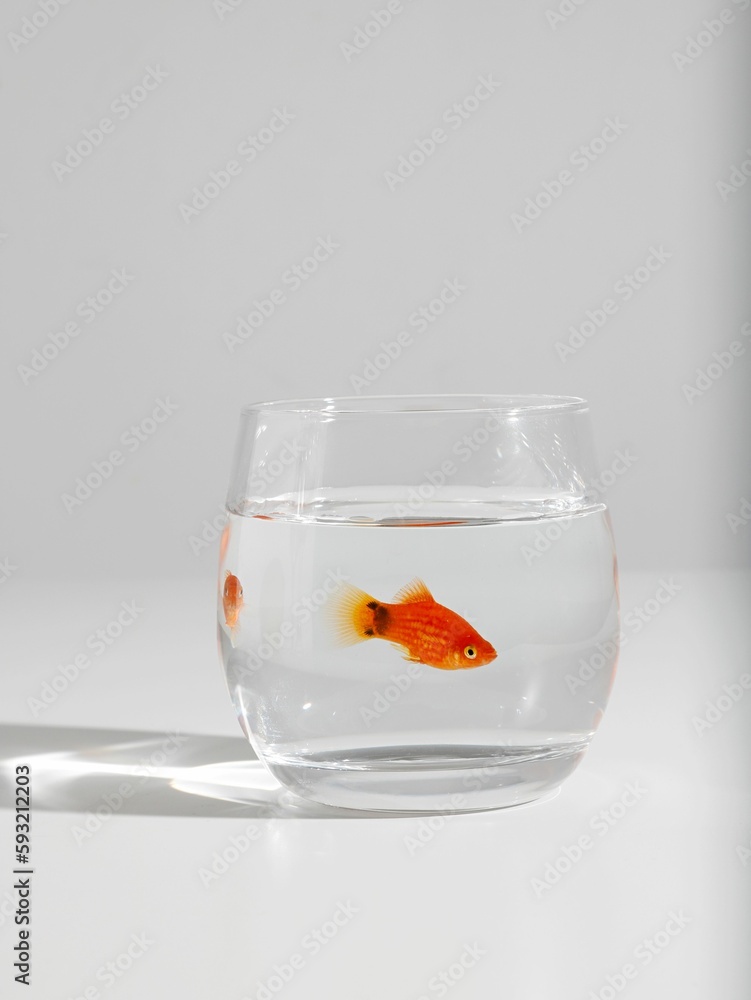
[223,571,244,630]
[330,577,496,670]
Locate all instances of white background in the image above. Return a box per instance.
[1,1,750,998]
[2,0,750,578]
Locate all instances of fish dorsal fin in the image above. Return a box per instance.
[393,578,435,604]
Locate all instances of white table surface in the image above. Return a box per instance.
[1,569,749,999]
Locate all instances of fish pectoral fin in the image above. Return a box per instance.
[393,577,435,605]
[390,643,422,663]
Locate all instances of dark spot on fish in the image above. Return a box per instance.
[364,628,374,636]
[373,605,390,635]
[366,600,378,609]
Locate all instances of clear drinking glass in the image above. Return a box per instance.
[217,395,619,812]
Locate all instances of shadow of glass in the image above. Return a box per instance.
[0,724,397,820]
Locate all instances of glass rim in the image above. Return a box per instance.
[240,394,589,416]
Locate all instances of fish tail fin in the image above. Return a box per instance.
[224,609,240,636]
[328,583,380,646]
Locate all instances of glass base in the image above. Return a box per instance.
[262,741,589,813]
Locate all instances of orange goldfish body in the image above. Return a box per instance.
[330,578,496,670]
[223,571,244,630]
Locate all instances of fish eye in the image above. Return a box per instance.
[464,646,476,659]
